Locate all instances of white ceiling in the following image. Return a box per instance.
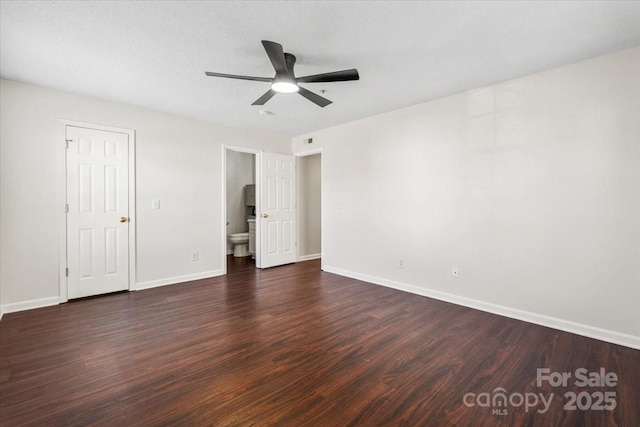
[1,1,639,137]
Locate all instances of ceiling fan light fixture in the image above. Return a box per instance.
[271,79,299,93]
[205,40,358,107]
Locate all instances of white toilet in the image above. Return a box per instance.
[229,232,250,257]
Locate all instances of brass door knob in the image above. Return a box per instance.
[120,216,128,223]
[261,213,269,218]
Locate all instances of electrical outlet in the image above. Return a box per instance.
[397,258,405,268]
[452,267,459,278]
[191,251,198,262]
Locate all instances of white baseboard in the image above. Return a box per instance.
[322,266,640,350]
[135,269,224,291]
[298,253,321,262]
[0,270,226,316]
[1,296,60,315]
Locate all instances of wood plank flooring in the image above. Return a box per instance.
[1,257,638,426]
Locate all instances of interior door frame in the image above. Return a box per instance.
[294,148,323,270]
[222,145,262,272]
[58,120,136,303]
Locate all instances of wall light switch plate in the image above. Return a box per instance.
[452,267,459,278]
[152,200,160,210]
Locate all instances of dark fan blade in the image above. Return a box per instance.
[298,86,332,108]
[262,40,288,76]
[252,89,277,106]
[205,71,272,82]
[296,69,359,83]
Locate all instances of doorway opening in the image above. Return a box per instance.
[223,146,298,273]
[296,150,322,267]
[224,146,258,274]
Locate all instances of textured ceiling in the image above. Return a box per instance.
[1,1,639,137]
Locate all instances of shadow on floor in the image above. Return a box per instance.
[227,254,256,274]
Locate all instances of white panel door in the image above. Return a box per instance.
[66,126,129,298]
[260,152,296,268]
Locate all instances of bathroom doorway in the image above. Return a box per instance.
[223,146,299,273]
[224,146,259,274]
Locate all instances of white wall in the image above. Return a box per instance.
[298,153,321,258]
[226,150,254,252]
[0,79,289,309]
[292,47,640,347]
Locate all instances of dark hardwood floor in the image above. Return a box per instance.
[1,258,638,426]
[226,253,256,275]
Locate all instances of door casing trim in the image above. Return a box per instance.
[59,120,136,302]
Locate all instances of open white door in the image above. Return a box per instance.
[66,126,130,298]
[259,152,296,268]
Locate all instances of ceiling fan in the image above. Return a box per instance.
[205,40,359,108]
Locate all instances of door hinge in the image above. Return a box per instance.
[65,268,69,277]
[65,203,69,213]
